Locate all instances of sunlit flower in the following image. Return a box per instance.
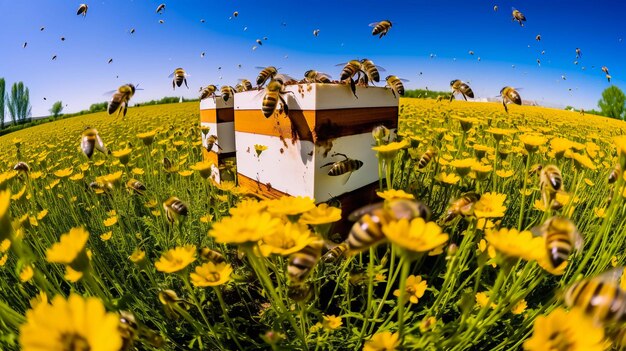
[53,167,73,178]
[19,294,122,351]
[131,167,145,175]
[363,331,400,351]
[0,239,10,253]
[20,265,34,283]
[519,134,546,153]
[584,178,595,187]
[393,275,427,304]
[103,216,117,227]
[210,212,281,245]
[550,137,574,157]
[190,161,214,179]
[372,139,409,160]
[486,127,515,142]
[46,227,90,271]
[129,248,146,263]
[254,144,268,157]
[523,308,604,351]
[383,217,449,255]
[377,189,414,200]
[177,170,194,177]
[155,245,196,273]
[299,203,342,225]
[200,214,214,223]
[485,228,544,262]
[69,172,84,181]
[450,158,476,176]
[112,148,132,165]
[190,261,232,287]
[322,315,343,331]
[615,135,626,167]
[259,222,316,256]
[472,163,493,180]
[419,316,437,333]
[267,196,316,217]
[436,172,460,185]
[568,152,597,170]
[476,292,497,309]
[0,254,7,267]
[64,266,84,282]
[511,299,527,315]
[100,231,112,241]
[137,130,157,145]
[473,193,507,218]
[29,171,43,180]
[477,239,497,268]
[594,207,606,218]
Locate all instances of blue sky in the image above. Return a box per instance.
[0,0,624,117]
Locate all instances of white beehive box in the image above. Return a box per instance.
[200,97,236,182]
[233,84,398,202]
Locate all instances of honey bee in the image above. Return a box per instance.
[369,20,392,38]
[564,267,626,325]
[576,47,582,58]
[119,311,164,351]
[237,79,253,91]
[262,76,292,118]
[360,59,385,84]
[539,165,564,208]
[287,282,313,302]
[199,85,217,100]
[199,248,226,263]
[129,28,136,34]
[609,164,621,184]
[493,5,498,11]
[163,157,179,173]
[337,60,364,98]
[512,8,526,26]
[385,75,408,98]
[288,239,324,284]
[418,147,438,169]
[220,85,235,102]
[500,86,522,113]
[441,192,481,224]
[606,74,612,83]
[255,66,278,87]
[205,135,222,152]
[529,164,543,177]
[321,243,349,263]
[169,68,189,90]
[126,179,147,195]
[535,216,582,270]
[13,162,30,173]
[347,199,431,253]
[320,152,364,184]
[163,197,188,224]
[536,34,541,41]
[108,84,138,117]
[450,80,474,101]
[304,70,332,83]
[76,4,88,17]
[313,29,320,37]
[602,66,610,75]
[156,3,165,14]
[81,127,109,158]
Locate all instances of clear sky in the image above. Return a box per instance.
[0,0,624,118]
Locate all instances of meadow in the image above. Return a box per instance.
[1,98,626,350]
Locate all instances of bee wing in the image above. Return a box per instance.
[168,72,175,78]
[594,267,626,284]
[103,90,118,96]
[398,78,410,82]
[368,22,381,27]
[335,62,349,67]
[319,72,333,79]
[348,202,384,222]
[375,65,387,72]
[95,134,108,154]
[254,66,268,70]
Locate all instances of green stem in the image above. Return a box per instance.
[397,256,411,344]
[214,287,245,350]
[517,154,532,230]
[182,275,226,350]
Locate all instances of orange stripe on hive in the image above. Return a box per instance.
[237,173,288,200]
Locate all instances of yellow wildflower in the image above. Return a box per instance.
[129,248,146,263]
[254,144,268,156]
[190,261,233,287]
[259,222,316,257]
[53,167,73,178]
[112,148,132,165]
[364,331,400,351]
[299,203,342,225]
[511,299,527,315]
[210,212,281,245]
[103,216,118,227]
[393,275,427,304]
[485,228,544,262]
[64,266,83,282]
[476,292,496,309]
[376,189,414,200]
[436,172,460,185]
[383,218,449,254]
[473,193,507,218]
[524,308,604,351]
[321,315,342,330]
[100,231,112,241]
[20,265,34,283]
[155,245,196,273]
[267,196,316,216]
[46,227,90,271]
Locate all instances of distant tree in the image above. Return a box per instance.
[0,78,5,129]
[50,101,63,118]
[89,102,108,113]
[598,85,626,119]
[6,82,31,123]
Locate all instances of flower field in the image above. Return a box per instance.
[2,98,626,350]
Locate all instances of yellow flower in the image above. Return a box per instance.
[0,190,11,239]
[190,161,214,179]
[29,171,43,180]
[476,292,497,309]
[550,137,574,155]
[112,148,132,165]
[97,171,123,187]
[0,254,7,266]
[11,186,27,201]
[363,331,400,351]
[473,193,507,218]
[259,222,316,256]
[200,214,214,223]
[321,315,342,330]
[69,172,84,181]
[436,172,460,185]
[19,294,122,351]
[129,248,146,263]
[584,178,595,187]
[376,189,414,200]
[103,216,117,227]
[254,144,268,156]
[132,168,145,175]
[511,299,527,315]
[496,169,514,178]
[299,203,342,225]
[611,256,618,268]
[523,308,604,351]
[519,134,546,153]
[486,128,515,141]
[383,217,449,254]
[64,266,84,282]
[372,139,409,160]
[210,212,281,244]
[190,261,233,287]
[46,227,90,271]
[449,158,476,176]
[477,239,497,267]
[100,231,112,241]
[0,239,10,252]
[485,228,544,262]
[393,275,427,304]
[29,291,48,309]
[155,245,196,273]
[53,167,73,178]
[267,196,316,216]
[137,130,157,145]
[472,163,493,180]
[20,265,34,283]
[419,317,437,333]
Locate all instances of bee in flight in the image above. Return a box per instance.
[512,8,526,26]
[347,199,431,253]
[321,243,349,263]
[360,58,385,85]
[385,75,408,98]
[126,179,147,195]
[199,85,217,100]
[199,248,226,263]
[81,127,109,158]
[528,164,543,177]
[205,135,222,152]
[418,147,438,169]
[261,75,293,118]
[76,4,88,17]
[493,5,498,11]
[288,239,324,284]
[313,29,320,37]
[320,152,364,185]
[163,197,188,224]
[564,267,626,325]
[533,216,582,272]
[450,79,474,101]
[255,66,279,87]
[609,164,621,184]
[13,161,30,173]
[220,86,235,102]
[337,60,364,98]
[441,192,481,225]
[539,164,564,210]
[304,70,332,84]
[107,83,139,117]
[536,34,541,41]
[169,68,189,90]
[576,47,582,58]
[156,3,165,14]
[236,79,253,92]
[119,310,164,351]
[369,20,392,38]
[499,86,522,113]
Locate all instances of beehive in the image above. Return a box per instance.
[233,84,398,204]
[199,97,236,182]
